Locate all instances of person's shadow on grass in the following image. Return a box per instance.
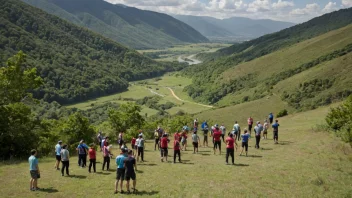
[40,187,59,193]
[234,163,249,167]
[69,175,87,179]
[247,155,263,158]
[95,172,111,175]
[134,190,159,195]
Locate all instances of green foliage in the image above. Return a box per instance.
[23,0,208,49]
[326,95,352,144]
[277,109,288,118]
[161,114,193,133]
[0,0,186,104]
[136,96,175,112]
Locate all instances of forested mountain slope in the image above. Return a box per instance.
[22,0,209,49]
[182,9,352,110]
[0,0,186,104]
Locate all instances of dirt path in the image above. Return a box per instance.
[167,87,213,108]
[148,88,165,97]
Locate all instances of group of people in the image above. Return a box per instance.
[28,113,280,193]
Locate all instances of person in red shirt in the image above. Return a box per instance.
[131,137,136,156]
[174,131,180,144]
[173,136,181,163]
[88,143,96,173]
[160,134,169,162]
[225,133,236,165]
[248,117,254,135]
[212,124,222,155]
[181,131,188,151]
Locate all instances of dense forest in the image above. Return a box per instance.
[23,0,209,49]
[0,0,187,104]
[183,8,352,105]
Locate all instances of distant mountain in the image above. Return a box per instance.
[22,0,209,49]
[173,15,295,42]
[0,0,186,104]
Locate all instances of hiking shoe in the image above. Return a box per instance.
[62,174,64,176]
[114,191,118,194]
[120,190,124,194]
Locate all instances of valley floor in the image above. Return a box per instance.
[1,104,351,197]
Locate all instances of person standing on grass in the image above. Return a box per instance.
[173,135,181,163]
[254,121,263,149]
[226,133,236,165]
[29,149,40,191]
[248,117,254,135]
[269,113,274,124]
[131,137,136,156]
[97,132,103,151]
[213,124,222,155]
[183,123,190,133]
[88,143,96,173]
[181,130,188,151]
[192,130,200,154]
[211,125,215,145]
[115,149,128,194]
[272,120,280,144]
[124,150,138,194]
[60,144,70,176]
[77,140,88,168]
[54,140,62,170]
[154,130,160,151]
[134,135,139,157]
[137,134,145,162]
[118,132,124,147]
[263,120,269,139]
[240,129,250,156]
[220,124,226,142]
[102,143,111,171]
[174,131,181,144]
[202,126,209,147]
[194,118,199,131]
[160,134,169,162]
[233,121,241,141]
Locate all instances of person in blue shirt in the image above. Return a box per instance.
[115,148,128,194]
[269,113,274,124]
[201,120,208,130]
[29,149,40,191]
[240,129,251,157]
[77,140,89,168]
[54,140,62,170]
[272,120,280,144]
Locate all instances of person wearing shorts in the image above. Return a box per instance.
[213,124,222,155]
[54,141,62,170]
[192,131,200,154]
[124,150,137,193]
[240,129,250,156]
[29,149,40,191]
[272,120,280,144]
[160,134,169,162]
[115,149,127,194]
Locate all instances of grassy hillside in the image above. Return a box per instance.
[182,8,352,109]
[0,0,186,104]
[1,103,351,197]
[23,0,209,49]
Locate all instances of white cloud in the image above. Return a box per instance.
[290,3,320,15]
[272,0,294,10]
[342,0,352,7]
[322,2,338,13]
[247,0,271,12]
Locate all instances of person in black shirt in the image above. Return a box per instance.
[124,150,137,193]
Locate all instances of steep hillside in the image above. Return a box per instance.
[183,8,352,106]
[174,15,294,42]
[0,0,186,104]
[23,0,209,49]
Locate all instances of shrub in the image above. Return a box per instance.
[277,109,288,118]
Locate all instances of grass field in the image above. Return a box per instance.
[1,103,352,198]
[66,74,212,116]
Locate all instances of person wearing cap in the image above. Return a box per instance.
[137,134,145,162]
[54,141,62,170]
[60,144,70,176]
[77,140,89,168]
[124,149,138,193]
[160,134,169,162]
[254,121,263,149]
[212,124,222,155]
[115,148,128,194]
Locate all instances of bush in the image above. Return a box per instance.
[277,109,288,118]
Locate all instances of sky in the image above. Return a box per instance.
[104,0,352,23]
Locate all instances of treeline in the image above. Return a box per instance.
[0,0,187,105]
[183,8,352,104]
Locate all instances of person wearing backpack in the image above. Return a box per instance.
[233,121,241,141]
[77,140,88,168]
[269,113,274,124]
[137,135,145,162]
